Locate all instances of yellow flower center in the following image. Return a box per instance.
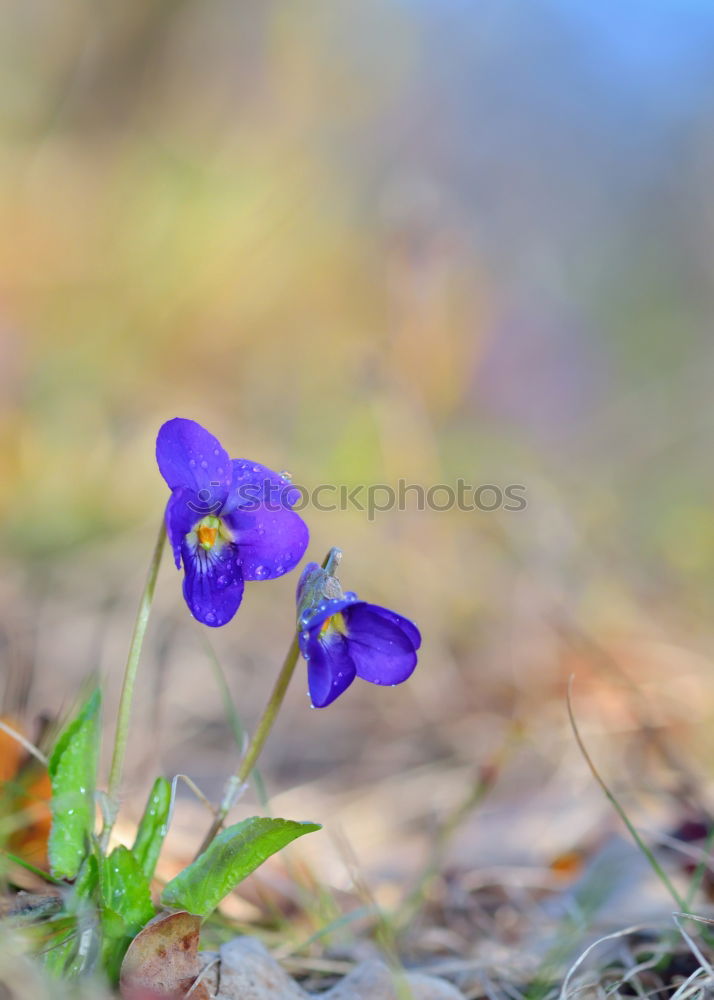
[197,524,218,549]
[193,515,232,552]
[320,612,348,639]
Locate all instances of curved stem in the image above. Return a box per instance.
[567,675,687,912]
[101,519,166,849]
[195,548,339,858]
[194,632,300,857]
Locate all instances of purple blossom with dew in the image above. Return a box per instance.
[156,418,308,627]
[296,553,421,707]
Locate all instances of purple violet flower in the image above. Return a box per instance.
[296,557,421,707]
[156,417,309,627]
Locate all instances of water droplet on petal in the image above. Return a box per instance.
[205,611,216,623]
[189,459,196,467]
[214,448,220,456]
[200,460,208,469]
[255,564,267,578]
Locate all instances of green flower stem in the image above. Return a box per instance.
[195,548,340,859]
[194,631,300,857]
[101,519,166,850]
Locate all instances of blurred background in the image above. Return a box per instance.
[3,0,714,957]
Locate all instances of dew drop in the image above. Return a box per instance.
[301,631,309,640]
[275,564,284,574]
[214,448,220,456]
[255,564,267,578]
[200,460,208,468]
[205,611,216,623]
[189,459,196,467]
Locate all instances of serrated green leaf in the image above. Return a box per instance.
[100,845,156,983]
[131,777,171,882]
[160,816,320,917]
[48,689,101,880]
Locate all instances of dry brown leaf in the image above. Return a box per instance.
[119,910,209,1000]
[0,716,52,867]
[0,717,25,783]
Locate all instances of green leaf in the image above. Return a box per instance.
[0,849,65,885]
[100,845,156,983]
[48,689,101,880]
[160,816,320,917]
[73,850,99,901]
[131,777,171,882]
[38,918,81,977]
[36,853,102,980]
[101,846,155,933]
[41,911,101,979]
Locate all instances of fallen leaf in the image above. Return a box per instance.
[0,717,25,782]
[0,717,52,867]
[119,910,209,1000]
